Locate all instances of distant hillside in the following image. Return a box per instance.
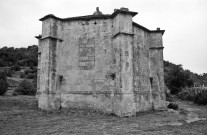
[0,45,37,67]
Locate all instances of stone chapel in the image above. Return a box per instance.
[36,7,166,116]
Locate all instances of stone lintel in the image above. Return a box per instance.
[113,32,134,38]
[149,47,164,50]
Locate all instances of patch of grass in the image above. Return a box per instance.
[1,96,207,135]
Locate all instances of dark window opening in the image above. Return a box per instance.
[150,77,153,88]
[110,73,116,80]
[59,75,63,82]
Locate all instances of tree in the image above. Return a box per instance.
[0,45,38,68]
[164,61,194,94]
[0,58,7,67]
[0,71,8,95]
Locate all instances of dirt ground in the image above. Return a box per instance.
[0,94,207,135]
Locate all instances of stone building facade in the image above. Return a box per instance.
[36,7,166,116]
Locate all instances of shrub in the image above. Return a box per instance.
[33,77,37,89]
[26,73,36,79]
[0,58,7,67]
[0,71,8,95]
[11,64,20,71]
[194,91,207,105]
[24,68,32,75]
[167,102,178,110]
[178,88,207,105]
[177,88,196,101]
[3,68,12,77]
[30,67,37,74]
[20,72,25,78]
[17,59,28,66]
[13,79,36,96]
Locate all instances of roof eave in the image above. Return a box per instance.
[133,22,165,35]
[150,30,165,35]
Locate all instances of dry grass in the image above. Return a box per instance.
[0,95,207,135]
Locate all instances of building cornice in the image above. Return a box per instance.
[111,9,138,17]
[37,36,63,42]
[133,22,165,35]
[113,32,134,38]
[40,14,112,21]
[39,9,137,22]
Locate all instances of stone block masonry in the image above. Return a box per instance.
[35,7,166,117]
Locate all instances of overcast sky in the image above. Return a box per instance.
[0,0,206,74]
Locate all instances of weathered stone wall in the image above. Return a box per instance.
[37,8,166,116]
[149,33,166,109]
[37,39,50,109]
[112,12,136,116]
[133,27,152,112]
[132,26,166,112]
[37,18,62,110]
[56,18,116,112]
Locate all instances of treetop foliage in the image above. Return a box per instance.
[164,60,207,94]
[0,45,38,67]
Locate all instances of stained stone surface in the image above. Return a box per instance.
[36,7,166,116]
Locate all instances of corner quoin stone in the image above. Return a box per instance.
[35,7,166,117]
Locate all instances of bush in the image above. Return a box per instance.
[5,69,12,77]
[11,64,20,71]
[194,91,207,105]
[13,79,36,96]
[24,68,32,75]
[0,58,7,67]
[30,67,37,73]
[20,72,25,78]
[33,77,37,89]
[26,73,36,79]
[177,89,195,101]
[167,102,178,110]
[178,88,207,105]
[17,59,28,66]
[0,71,8,95]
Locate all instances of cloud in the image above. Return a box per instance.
[0,0,206,73]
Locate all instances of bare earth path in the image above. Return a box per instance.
[0,95,207,135]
